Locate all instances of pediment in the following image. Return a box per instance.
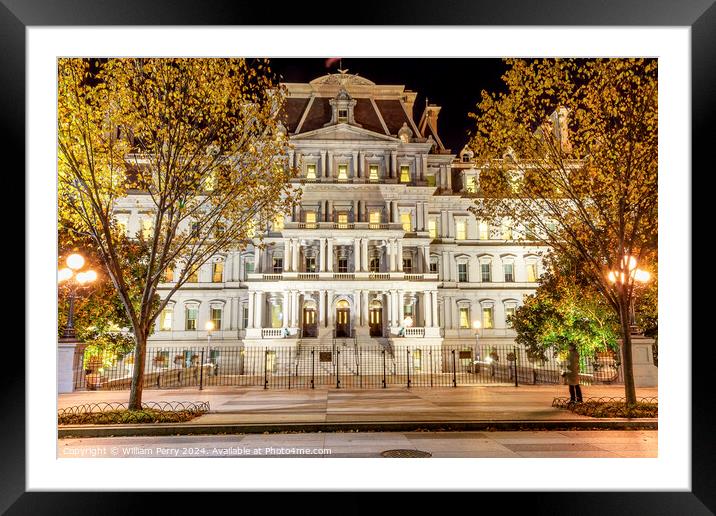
[293,123,398,142]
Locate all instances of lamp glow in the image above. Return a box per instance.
[473,320,481,330]
[634,269,651,283]
[66,253,85,270]
[58,268,73,282]
[205,321,215,331]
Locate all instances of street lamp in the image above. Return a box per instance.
[607,255,651,333]
[58,253,96,339]
[205,320,214,346]
[472,320,482,373]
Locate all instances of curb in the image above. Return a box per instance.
[58,419,658,438]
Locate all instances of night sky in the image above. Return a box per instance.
[268,58,508,153]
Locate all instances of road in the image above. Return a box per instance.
[58,430,657,458]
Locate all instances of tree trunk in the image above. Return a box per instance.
[128,332,147,410]
[619,300,637,405]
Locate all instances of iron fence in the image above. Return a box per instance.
[73,342,624,391]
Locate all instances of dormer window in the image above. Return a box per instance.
[338,109,348,122]
[462,155,470,163]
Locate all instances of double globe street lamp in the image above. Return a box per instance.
[58,253,97,339]
[607,255,651,334]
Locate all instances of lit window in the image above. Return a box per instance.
[478,221,489,240]
[273,214,284,231]
[413,349,422,371]
[502,223,513,240]
[160,307,173,331]
[459,307,470,329]
[400,165,410,183]
[482,307,494,329]
[305,256,316,272]
[503,263,514,282]
[369,210,381,227]
[369,165,379,182]
[212,262,224,282]
[162,266,174,282]
[271,304,282,328]
[426,175,436,187]
[337,212,349,228]
[338,164,348,181]
[306,164,317,180]
[505,305,516,328]
[185,307,198,330]
[211,308,222,330]
[305,211,317,228]
[272,257,283,273]
[456,220,467,240]
[527,263,538,283]
[481,262,492,282]
[458,263,468,283]
[141,218,153,240]
[400,213,412,232]
[187,267,199,283]
[370,257,380,273]
[466,176,478,193]
[428,218,438,239]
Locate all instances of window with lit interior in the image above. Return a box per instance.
[337,164,348,181]
[400,165,410,183]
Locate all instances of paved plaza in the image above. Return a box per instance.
[59,384,657,425]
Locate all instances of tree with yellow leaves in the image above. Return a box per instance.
[58,58,298,408]
[469,58,657,405]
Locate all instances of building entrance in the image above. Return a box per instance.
[369,300,383,337]
[335,300,351,338]
[302,306,317,338]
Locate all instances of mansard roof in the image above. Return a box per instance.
[280,72,444,149]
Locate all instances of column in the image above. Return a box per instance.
[321,150,327,178]
[416,202,423,231]
[362,238,369,271]
[255,292,264,328]
[318,289,326,328]
[391,201,399,223]
[352,199,358,222]
[389,240,396,272]
[423,292,431,327]
[352,151,359,179]
[422,245,430,272]
[362,290,369,327]
[292,291,300,328]
[327,151,333,178]
[283,239,291,272]
[445,164,452,191]
[431,291,439,328]
[397,240,404,271]
[385,200,391,224]
[327,290,334,328]
[390,150,397,178]
[282,291,289,328]
[442,251,450,281]
[450,252,458,283]
[319,238,327,271]
[421,154,428,182]
[353,239,361,272]
[292,240,299,272]
[423,203,429,232]
[327,239,334,272]
[355,291,361,327]
[327,200,333,222]
[397,290,405,324]
[254,246,261,273]
[386,291,392,328]
[248,292,255,328]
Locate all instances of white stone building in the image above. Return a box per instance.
[116,71,547,351]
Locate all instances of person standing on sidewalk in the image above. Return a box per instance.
[565,343,583,403]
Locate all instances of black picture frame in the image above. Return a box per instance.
[4,0,710,513]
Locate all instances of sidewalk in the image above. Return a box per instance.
[58,384,657,436]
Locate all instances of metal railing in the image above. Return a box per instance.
[73,345,623,392]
